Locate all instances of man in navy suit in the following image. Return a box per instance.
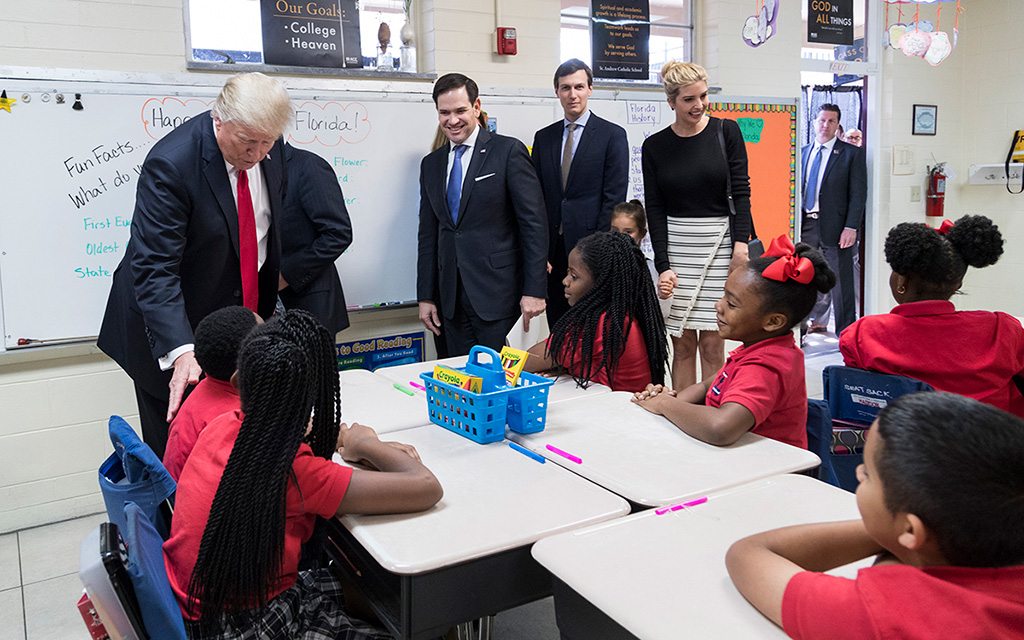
[98,73,291,457]
[532,59,628,326]
[417,73,548,356]
[278,144,353,337]
[800,103,866,335]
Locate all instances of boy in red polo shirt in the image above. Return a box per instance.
[634,236,835,448]
[726,392,1024,639]
[163,306,258,480]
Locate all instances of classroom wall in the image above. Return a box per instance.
[698,0,801,99]
[873,0,1024,317]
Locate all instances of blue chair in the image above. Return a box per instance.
[78,504,186,640]
[822,366,933,491]
[806,399,840,487]
[98,415,176,540]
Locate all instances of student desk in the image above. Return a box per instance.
[325,423,631,640]
[373,356,613,403]
[338,369,430,434]
[508,392,821,507]
[532,474,866,639]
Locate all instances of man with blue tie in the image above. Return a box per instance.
[800,103,866,335]
[532,59,629,326]
[416,73,548,356]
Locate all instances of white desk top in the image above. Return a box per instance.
[373,356,613,404]
[532,474,868,640]
[339,369,430,434]
[508,392,821,507]
[335,424,630,575]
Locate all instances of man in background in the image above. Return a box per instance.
[800,104,866,336]
[278,144,353,337]
[532,59,628,326]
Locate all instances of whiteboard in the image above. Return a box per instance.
[0,77,557,349]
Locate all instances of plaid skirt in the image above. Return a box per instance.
[185,568,393,640]
[665,216,732,335]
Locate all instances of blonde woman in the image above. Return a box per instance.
[641,61,753,390]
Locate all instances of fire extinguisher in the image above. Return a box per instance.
[926,163,946,221]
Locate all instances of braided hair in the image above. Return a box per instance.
[884,215,1003,298]
[193,306,259,381]
[186,310,340,621]
[548,231,668,387]
[747,242,836,330]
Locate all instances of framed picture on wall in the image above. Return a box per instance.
[913,104,937,135]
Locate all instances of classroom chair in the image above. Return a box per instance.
[78,502,186,640]
[98,415,176,540]
[805,399,840,487]
[822,366,933,491]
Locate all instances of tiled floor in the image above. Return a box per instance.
[3,512,109,640]
[9,345,838,639]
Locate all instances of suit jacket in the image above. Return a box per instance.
[531,112,629,256]
[98,111,285,399]
[802,138,867,246]
[278,144,352,336]
[416,128,548,322]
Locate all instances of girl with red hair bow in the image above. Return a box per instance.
[633,236,834,447]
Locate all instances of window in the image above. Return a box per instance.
[560,1,693,84]
[187,0,413,71]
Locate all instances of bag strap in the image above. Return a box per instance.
[1007,130,1024,195]
[716,119,738,217]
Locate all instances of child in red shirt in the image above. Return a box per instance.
[525,231,669,392]
[163,310,442,636]
[633,235,835,447]
[726,392,1024,640]
[163,306,258,481]
[840,215,1024,418]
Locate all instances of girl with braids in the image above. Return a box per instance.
[841,216,1024,417]
[163,310,442,639]
[634,236,835,448]
[524,230,669,393]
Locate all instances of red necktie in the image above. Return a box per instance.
[236,169,259,312]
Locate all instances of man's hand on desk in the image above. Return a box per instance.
[167,351,202,422]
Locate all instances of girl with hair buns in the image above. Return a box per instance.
[163,309,442,638]
[841,215,1024,417]
[634,236,835,448]
[642,61,754,391]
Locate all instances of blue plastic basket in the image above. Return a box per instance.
[420,346,554,444]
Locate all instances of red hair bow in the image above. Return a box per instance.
[762,235,815,284]
[935,219,955,235]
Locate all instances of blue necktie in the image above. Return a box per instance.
[447,144,467,224]
[804,145,824,211]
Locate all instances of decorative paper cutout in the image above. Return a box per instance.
[899,29,932,57]
[742,0,777,48]
[924,31,952,65]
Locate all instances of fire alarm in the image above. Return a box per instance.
[494,27,517,55]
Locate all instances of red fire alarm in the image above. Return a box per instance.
[495,27,517,55]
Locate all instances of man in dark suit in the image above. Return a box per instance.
[98,73,292,457]
[278,144,353,337]
[800,103,866,335]
[532,59,629,326]
[417,73,548,356]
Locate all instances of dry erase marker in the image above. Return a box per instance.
[409,381,426,391]
[546,444,582,464]
[508,441,545,464]
[393,382,415,396]
[655,496,708,515]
